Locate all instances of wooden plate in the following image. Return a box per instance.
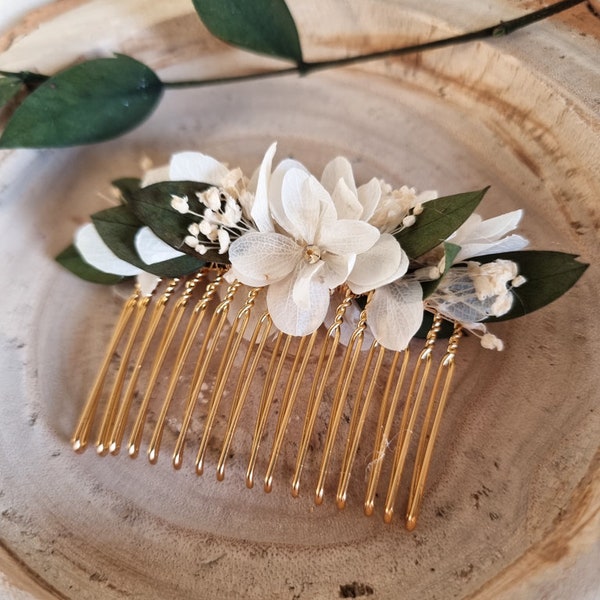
[0,1,598,598]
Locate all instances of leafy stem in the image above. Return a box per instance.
[162,0,585,89]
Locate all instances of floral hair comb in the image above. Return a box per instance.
[59,143,587,529]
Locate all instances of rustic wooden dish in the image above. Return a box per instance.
[0,1,598,598]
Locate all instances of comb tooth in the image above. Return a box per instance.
[170,277,235,467]
[245,331,289,489]
[314,294,365,506]
[216,306,271,481]
[109,274,203,455]
[383,313,443,523]
[362,348,410,516]
[263,331,318,493]
[290,290,353,498]
[193,281,244,475]
[123,279,184,458]
[163,271,226,468]
[71,287,141,453]
[405,322,462,531]
[336,342,386,509]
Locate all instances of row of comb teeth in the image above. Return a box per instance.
[72,267,462,529]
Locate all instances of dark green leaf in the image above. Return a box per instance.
[420,242,462,298]
[396,188,488,259]
[111,177,141,204]
[91,205,205,277]
[0,55,163,148]
[0,76,22,109]
[128,180,227,264]
[193,0,303,63]
[56,244,125,284]
[476,250,588,322]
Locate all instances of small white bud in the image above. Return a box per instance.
[512,275,526,288]
[480,333,504,351]
[184,235,198,248]
[402,214,416,228]
[187,222,200,236]
[170,194,189,214]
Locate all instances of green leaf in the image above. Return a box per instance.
[56,244,125,284]
[128,180,227,265]
[111,177,142,204]
[0,55,163,148]
[396,188,488,259]
[0,76,22,109]
[420,242,462,298]
[476,250,588,322]
[193,0,303,63]
[91,205,205,277]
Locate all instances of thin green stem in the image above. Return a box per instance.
[162,0,585,90]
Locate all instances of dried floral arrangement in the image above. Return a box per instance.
[0,0,589,527]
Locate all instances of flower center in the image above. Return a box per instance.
[303,244,321,264]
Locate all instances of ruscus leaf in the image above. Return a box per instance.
[0,76,22,109]
[0,55,163,148]
[56,244,125,284]
[91,205,205,277]
[128,180,226,265]
[477,250,588,322]
[193,0,303,63]
[396,188,488,259]
[111,177,142,204]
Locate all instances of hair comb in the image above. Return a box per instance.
[60,143,587,529]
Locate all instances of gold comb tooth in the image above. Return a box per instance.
[264,330,318,494]
[193,281,244,475]
[109,273,204,455]
[245,330,290,489]
[118,279,180,458]
[383,313,443,523]
[71,286,142,453]
[335,341,386,510]
[314,293,365,506]
[363,348,410,516]
[290,290,353,498]
[405,322,462,531]
[167,270,226,469]
[216,305,272,481]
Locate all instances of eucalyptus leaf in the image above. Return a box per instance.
[476,250,588,322]
[0,55,163,148]
[128,180,226,264]
[91,205,205,277]
[0,76,22,109]
[193,0,303,63]
[421,242,461,298]
[396,188,488,259]
[56,244,125,285]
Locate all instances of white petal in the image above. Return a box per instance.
[251,142,277,232]
[228,232,301,286]
[141,165,169,187]
[321,156,357,197]
[135,226,185,264]
[169,151,229,185]
[454,234,529,262]
[292,261,324,309]
[471,210,523,242]
[267,267,330,336]
[321,253,353,289]
[331,178,363,220]
[75,223,140,276]
[368,279,424,351]
[137,272,161,296]
[348,234,409,294]
[317,220,379,255]
[281,168,321,242]
[267,158,309,234]
[357,178,381,222]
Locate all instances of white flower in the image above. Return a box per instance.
[228,144,380,337]
[449,210,528,263]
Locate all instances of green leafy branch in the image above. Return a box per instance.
[0,0,586,148]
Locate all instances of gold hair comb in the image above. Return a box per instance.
[71,271,462,529]
[60,144,587,529]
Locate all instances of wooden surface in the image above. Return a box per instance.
[0,1,598,598]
